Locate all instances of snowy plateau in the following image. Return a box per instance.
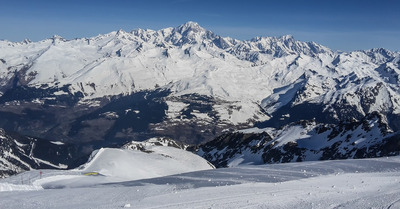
[0,22,400,208]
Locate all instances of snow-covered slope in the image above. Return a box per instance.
[197,112,400,167]
[78,141,213,181]
[1,156,400,208]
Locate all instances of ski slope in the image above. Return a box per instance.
[1,156,400,208]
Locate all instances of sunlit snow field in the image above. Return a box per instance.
[1,153,400,209]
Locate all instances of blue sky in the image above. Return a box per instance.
[0,0,399,51]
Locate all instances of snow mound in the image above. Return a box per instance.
[0,142,214,190]
[79,146,214,181]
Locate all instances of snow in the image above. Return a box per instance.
[31,157,68,169]
[50,141,64,145]
[273,125,311,148]
[226,149,264,167]
[166,100,189,120]
[1,151,32,170]
[261,78,305,114]
[0,156,400,208]
[78,147,213,181]
[99,111,119,119]
[13,140,27,147]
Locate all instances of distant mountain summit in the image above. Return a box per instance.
[0,22,399,171]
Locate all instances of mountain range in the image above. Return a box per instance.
[1,22,400,176]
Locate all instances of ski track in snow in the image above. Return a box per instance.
[1,156,400,208]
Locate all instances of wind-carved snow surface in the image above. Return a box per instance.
[1,22,399,126]
[1,156,400,208]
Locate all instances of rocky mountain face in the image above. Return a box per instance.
[122,137,189,152]
[0,129,87,178]
[0,22,399,171]
[197,112,400,167]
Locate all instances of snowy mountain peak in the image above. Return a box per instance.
[281,34,294,40]
[22,39,32,44]
[163,21,217,46]
[51,35,65,40]
[363,48,395,64]
[243,34,332,59]
[116,29,126,35]
[176,21,205,33]
[365,48,392,55]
